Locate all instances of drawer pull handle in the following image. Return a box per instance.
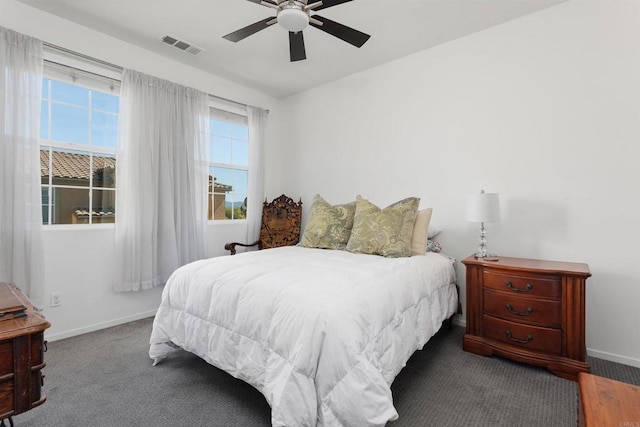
[505,329,533,344]
[505,304,534,316]
[43,340,48,352]
[505,281,533,293]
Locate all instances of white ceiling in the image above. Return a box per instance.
[18,0,565,98]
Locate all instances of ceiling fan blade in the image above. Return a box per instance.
[310,0,353,11]
[310,15,370,48]
[223,17,275,42]
[289,31,307,62]
[246,0,277,6]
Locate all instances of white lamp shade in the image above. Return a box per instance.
[467,192,500,223]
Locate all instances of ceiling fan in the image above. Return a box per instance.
[223,0,370,62]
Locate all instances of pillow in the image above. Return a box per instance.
[428,225,442,239]
[300,194,356,250]
[410,208,433,256]
[426,238,441,253]
[346,195,420,258]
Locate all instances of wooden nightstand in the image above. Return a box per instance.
[462,255,590,381]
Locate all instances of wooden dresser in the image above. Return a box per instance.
[0,283,50,425]
[462,255,590,381]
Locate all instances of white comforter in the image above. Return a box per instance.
[149,246,457,427]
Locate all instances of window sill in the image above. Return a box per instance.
[43,223,115,231]
[209,219,247,226]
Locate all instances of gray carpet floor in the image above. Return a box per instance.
[12,317,640,426]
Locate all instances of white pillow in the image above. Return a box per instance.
[428,224,442,239]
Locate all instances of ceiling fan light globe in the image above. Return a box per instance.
[278,8,309,32]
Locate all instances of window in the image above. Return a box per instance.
[208,108,249,221]
[40,62,119,225]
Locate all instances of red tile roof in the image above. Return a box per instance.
[41,150,233,191]
[40,150,115,180]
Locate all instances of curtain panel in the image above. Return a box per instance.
[245,106,267,244]
[114,69,208,292]
[0,26,45,307]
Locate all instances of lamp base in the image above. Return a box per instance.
[474,253,499,261]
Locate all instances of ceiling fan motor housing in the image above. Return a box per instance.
[277,1,310,32]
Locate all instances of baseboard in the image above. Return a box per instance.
[45,310,157,342]
[453,317,466,328]
[588,348,640,369]
[452,317,638,368]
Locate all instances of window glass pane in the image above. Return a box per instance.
[225,193,247,220]
[42,79,49,98]
[232,140,249,166]
[51,80,89,107]
[92,154,116,188]
[210,167,248,220]
[51,103,89,144]
[40,148,50,184]
[211,120,232,137]
[211,167,233,191]
[50,148,91,187]
[40,101,49,139]
[92,91,119,113]
[51,187,89,224]
[211,135,232,164]
[92,189,115,223]
[211,167,232,220]
[211,193,227,220]
[41,188,49,225]
[232,123,249,141]
[232,169,248,195]
[91,111,118,148]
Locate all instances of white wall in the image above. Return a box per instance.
[270,0,640,367]
[1,0,280,340]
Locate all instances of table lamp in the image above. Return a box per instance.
[467,190,500,260]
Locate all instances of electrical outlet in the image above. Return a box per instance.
[50,292,62,307]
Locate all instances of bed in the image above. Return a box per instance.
[149,245,458,427]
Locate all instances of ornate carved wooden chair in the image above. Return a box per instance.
[225,194,303,255]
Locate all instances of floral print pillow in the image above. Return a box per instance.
[300,194,356,250]
[346,195,420,258]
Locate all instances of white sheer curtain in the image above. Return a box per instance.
[245,106,267,244]
[114,69,208,292]
[0,27,45,306]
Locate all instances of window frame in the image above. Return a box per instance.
[40,53,120,229]
[208,103,250,223]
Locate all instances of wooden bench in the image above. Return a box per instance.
[578,372,640,426]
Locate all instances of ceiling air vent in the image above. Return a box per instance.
[161,35,204,56]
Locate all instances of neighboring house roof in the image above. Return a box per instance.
[40,150,115,180]
[74,209,115,218]
[210,177,232,193]
[40,150,233,192]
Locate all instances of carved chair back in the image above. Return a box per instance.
[224,194,302,255]
[259,195,302,250]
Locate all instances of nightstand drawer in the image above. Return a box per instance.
[483,271,561,299]
[0,340,13,376]
[483,291,562,327]
[483,315,562,355]
[0,378,15,416]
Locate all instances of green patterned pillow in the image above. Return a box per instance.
[300,194,356,250]
[346,195,420,257]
